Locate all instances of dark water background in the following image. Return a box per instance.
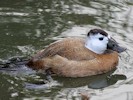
[0,0,133,100]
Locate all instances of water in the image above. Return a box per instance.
[0,0,133,100]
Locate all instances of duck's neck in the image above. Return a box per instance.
[85,38,105,54]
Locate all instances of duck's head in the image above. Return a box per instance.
[85,29,126,54]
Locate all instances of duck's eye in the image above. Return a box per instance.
[99,37,104,41]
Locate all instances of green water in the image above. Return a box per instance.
[0,0,133,100]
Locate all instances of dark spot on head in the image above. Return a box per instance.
[87,29,108,36]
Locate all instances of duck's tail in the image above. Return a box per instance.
[26,58,51,70]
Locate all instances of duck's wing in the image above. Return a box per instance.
[27,38,97,70]
[31,38,96,61]
[31,39,67,60]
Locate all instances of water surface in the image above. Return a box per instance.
[0,0,133,100]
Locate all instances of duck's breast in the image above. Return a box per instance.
[48,51,119,77]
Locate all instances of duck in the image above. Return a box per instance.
[26,29,126,77]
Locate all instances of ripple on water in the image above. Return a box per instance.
[0,0,133,100]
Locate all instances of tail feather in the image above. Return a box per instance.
[26,59,48,70]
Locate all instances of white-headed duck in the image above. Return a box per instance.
[27,29,126,77]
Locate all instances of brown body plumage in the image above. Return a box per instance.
[27,38,118,77]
